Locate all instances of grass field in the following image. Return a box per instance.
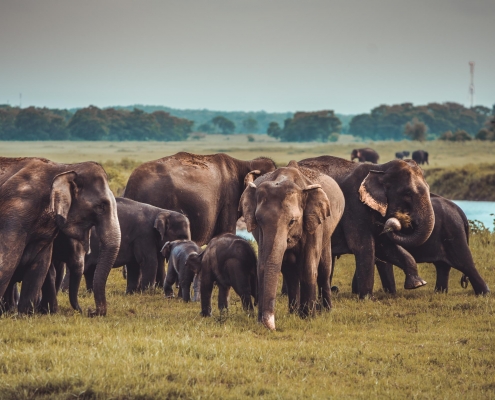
[0,138,495,399]
[0,232,493,399]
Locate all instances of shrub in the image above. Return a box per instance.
[247,134,255,142]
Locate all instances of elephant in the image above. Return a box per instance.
[373,194,489,295]
[351,148,379,163]
[395,151,410,159]
[162,240,201,302]
[185,233,257,317]
[123,152,276,246]
[63,197,191,294]
[239,161,345,330]
[0,157,120,316]
[412,150,429,165]
[298,156,435,298]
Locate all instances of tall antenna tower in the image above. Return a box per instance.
[469,61,475,108]
[19,93,22,108]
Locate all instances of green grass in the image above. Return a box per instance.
[0,232,494,399]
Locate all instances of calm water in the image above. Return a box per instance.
[236,201,495,239]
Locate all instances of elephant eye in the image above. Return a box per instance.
[95,203,106,214]
[289,219,296,227]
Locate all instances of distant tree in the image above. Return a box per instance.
[197,122,214,133]
[211,116,235,135]
[404,117,427,142]
[279,110,341,142]
[15,107,68,140]
[68,106,109,140]
[242,118,259,133]
[475,128,494,141]
[0,106,19,140]
[438,130,453,141]
[452,130,472,141]
[349,113,375,139]
[266,121,282,139]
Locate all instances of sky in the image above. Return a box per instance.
[0,0,494,115]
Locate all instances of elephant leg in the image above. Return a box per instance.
[155,254,166,288]
[18,244,53,314]
[230,264,253,311]
[446,243,489,295]
[375,242,426,290]
[122,265,127,279]
[375,260,397,294]
[281,252,299,314]
[200,272,214,317]
[0,234,26,300]
[126,260,141,294]
[218,285,231,311]
[38,263,58,314]
[317,244,332,310]
[1,281,19,314]
[280,276,288,296]
[434,261,450,293]
[347,232,376,298]
[60,265,70,292]
[84,264,96,292]
[54,261,65,293]
[135,245,159,291]
[163,262,178,298]
[66,239,85,312]
[192,274,201,302]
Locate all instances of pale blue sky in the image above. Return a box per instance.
[1,0,494,114]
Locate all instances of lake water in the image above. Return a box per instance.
[236,200,495,239]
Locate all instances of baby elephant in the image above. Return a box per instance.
[162,240,201,302]
[185,234,257,317]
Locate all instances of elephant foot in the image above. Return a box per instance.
[201,310,212,317]
[87,306,106,317]
[404,275,427,290]
[331,286,339,294]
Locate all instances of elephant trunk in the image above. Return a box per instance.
[91,207,121,316]
[387,199,435,248]
[68,262,83,313]
[258,229,287,331]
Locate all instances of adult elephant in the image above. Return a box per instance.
[239,161,345,330]
[412,150,429,165]
[0,157,120,316]
[374,194,489,295]
[351,148,379,163]
[62,198,191,294]
[298,156,434,298]
[124,152,276,245]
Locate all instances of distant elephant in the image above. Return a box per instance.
[395,151,410,159]
[412,150,429,165]
[373,194,489,295]
[162,240,201,302]
[239,161,345,330]
[185,233,257,317]
[124,152,276,246]
[351,148,379,163]
[62,198,191,294]
[0,157,120,316]
[298,156,434,298]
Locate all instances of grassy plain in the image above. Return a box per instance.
[0,137,495,398]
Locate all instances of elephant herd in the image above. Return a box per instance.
[0,151,489,331]
[351,147,429,166]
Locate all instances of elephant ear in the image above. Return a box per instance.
[49,171,77,228]
[304,184,331,234]
[243,170,261,187]
[358,170,387,217]
[161,241,172,261]
[185,251,203,274]
[154,211,170,241]
[239,185,257,232]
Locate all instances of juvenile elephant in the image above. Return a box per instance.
[124,152,276,246]
[72,198,191,293]
[0,157,120,316]
[373,194,489,295]
[412,150,429,165]
[395,151,410,159]
[351,148,379,163]
[298,156,434,298]
[162,240,201,301]
[239,161,345,330]
[185,233,257,317]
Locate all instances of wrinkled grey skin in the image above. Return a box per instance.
[162,240,201,302]
[298,156,435,298]
[0,157,120,316]
[373,194,489,295]
[351,148,379,163]
[412,150,429,165]
[123,152,276,246]
[239,161,345,330]
[185,233,257,317]
[63,198,191,294]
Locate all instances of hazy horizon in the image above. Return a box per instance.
[1,0,494,115]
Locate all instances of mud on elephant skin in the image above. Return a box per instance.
[373,194,489,295]
[351,148,380,163]
[162,240,201,302]
[185,233,257,317]
[0,157,120,316]
[123,152,276,246]
[239,161,345,330]
[298,156,435,298]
